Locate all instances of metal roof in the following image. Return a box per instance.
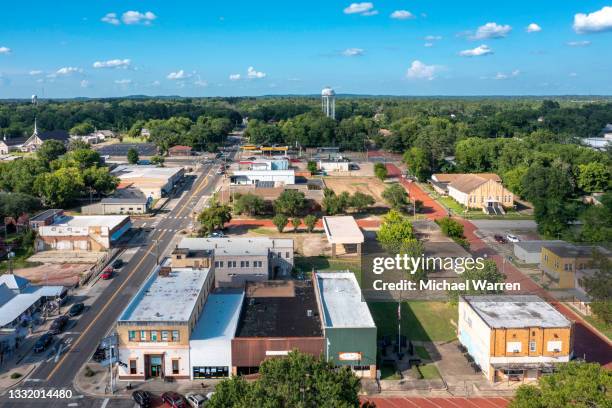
[316,272,375,329]
[323,216,364,244]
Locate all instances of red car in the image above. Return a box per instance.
[161,392,186,408]
[101,267,114,280]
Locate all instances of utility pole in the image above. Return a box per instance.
[154,239,160,265]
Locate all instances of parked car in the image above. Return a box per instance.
[207,231,225,238]
[111,259,124,269]
[68,302,85,317]
[92,347,106,363]
[33,333,53,353]
[161,392,186,408]
[216,168,224,175]
[49,315,69,335]
[186,393,207,408]
[101,267,114,280]
[132,390,153,408]
[506,234,520,243]
[493,234,507,244]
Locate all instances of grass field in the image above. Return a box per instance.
[368,301,457,342]
[121,136,148,143]
[294,256,361,275]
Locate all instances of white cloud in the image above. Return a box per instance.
[194,76,208,87]
[229,74,241,81]
[0,46,11,54]
[405,60,442,80]
[424,35,442,41]
[114,79,132,85]
[80,80,90,88]
[569,72,578,77]
[567,40,591,47]
[424,42,434,47]
[247,66,266,79]
[342,48,364,57]
[459,44,493,57]
[390,10,414,20]
[167,70,192,80]
[573,6,612,34]
[54,67,83,76]
[101,13,120,25]
[470,22,512,40]
[343,2,376,15]
[122,11,157,25]
[151,80,161,86]
[494,69,520,80]
[526,23,542,33]
[93,59,131,69]
[29,70,43,76]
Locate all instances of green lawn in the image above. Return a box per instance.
[294,256,362,283]
[583,315,612,341]
[418,363,441,379]
[121,136,148,143]
[380,364,401,380]
[368,301,457,342]
[414,345,430,360]
[0,247,39,272]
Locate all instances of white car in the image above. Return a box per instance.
[186,393,207,408]
[506,234,520,243]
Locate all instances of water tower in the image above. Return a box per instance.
[321,87,336,119]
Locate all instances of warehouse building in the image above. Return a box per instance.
[35,215,131,251]
[81,197,151,215]
[230,169,295,186]
[458,295,573,383]
[111,165,185,199]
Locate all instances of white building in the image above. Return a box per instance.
[230,169,295,186]
[189,290,245,379]
[111,165,185,199]
[318,160,350,172]
[513,240,564,264]
[35,215,131,252]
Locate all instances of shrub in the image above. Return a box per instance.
[10,372,22,379]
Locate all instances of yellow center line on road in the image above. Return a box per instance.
[46,164,215,381]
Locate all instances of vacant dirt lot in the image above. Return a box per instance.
[15,263,93,286]
[324,176,387,204]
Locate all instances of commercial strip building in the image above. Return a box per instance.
[230,169,295,186]
[323,216,364,257]
[318,160,350,172]
[81,197,151,215]
[513,240,565,264]
[117,260,215,380]
[35,215,131,252]
[176,237,294,286]
[540,243,611,289]
[111,165,185,199]
[458,295,573,383]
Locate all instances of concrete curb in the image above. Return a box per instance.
[1,364,37,392]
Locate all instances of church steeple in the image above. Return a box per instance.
[33,117,38,137]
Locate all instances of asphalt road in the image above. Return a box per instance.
[0,155,230,408]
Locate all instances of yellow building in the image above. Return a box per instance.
[458,295,573,383]
[446,174,514,213]
[540,244,609,289]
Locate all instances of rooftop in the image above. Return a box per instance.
[178,237,293,257]
[432,173,501,184]
[323,216,364,244]
[111,165,183,180]
[542,243,610,258]
[100,197,149,204]
[0,280,64,327]
[47,215,129,229]
[191,290,244,342]
[316,272,376,329]
[514,240,565,253]
[236,281,323,338]
[30,209,63,222]
[118,260,211,324]
[462,295,571,328]
[448,174,492,194]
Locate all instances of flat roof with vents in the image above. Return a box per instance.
[322,216,364,244]
[118,259,211,324]
[178,237,293,257]
[462,295,571,328]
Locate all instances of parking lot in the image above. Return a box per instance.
[95,143,158,157]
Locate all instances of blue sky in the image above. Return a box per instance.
[1,1,612,97]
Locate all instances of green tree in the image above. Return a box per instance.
[272,214,289,233]
[509,362,611,408]
[291,218,301,232]
[436,217,464,239]
[233,193,265,216]
[207,351,362,408]
[274,190,306,216]
[322,189,350,215]
[578,192,612,243]
[304,214,318,233]
[127,148,139,164]
[349,192,375,213]
[382,183,408,210]
[37,140,67,164]
[151,155,165,167]
[580,250,612,325]
[69,122,95,135]
[376,210,416,253]
[307,161,317,173]
[197,204,232,235]
[578,162,611,193]
[33,167,85,207]
[67,139,91,151]
[62,149,101,169]
[403,147,431,181]
[83,167,119,196]
[0,193,41,219]
[374,162,388,181]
